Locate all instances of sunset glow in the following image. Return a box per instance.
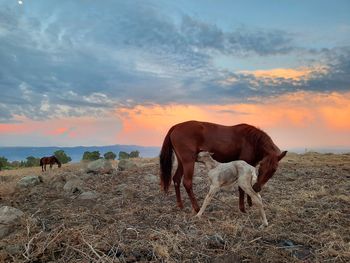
[1,0,350,152]
[111,91,350,148]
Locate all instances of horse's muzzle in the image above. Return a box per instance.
[252,183,261,192]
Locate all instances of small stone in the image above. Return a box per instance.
[78,191,99,200]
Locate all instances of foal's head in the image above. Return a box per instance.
[196,151,214,164]
[253,151,287,192]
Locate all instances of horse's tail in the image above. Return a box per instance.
[159,127,175,193]
[39,158,43,166]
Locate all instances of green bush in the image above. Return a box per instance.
[54,150,72,164]
[0,156,9,170]
[82,151,101,161]
[25,156,40,167]
[104,151,117,160]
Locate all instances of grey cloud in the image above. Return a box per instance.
[0,0,348,123]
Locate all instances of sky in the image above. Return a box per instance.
[0,0,350,150]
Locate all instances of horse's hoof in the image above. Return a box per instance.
[239,207,246,213]
[177,202,184,209]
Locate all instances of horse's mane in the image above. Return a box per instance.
[239,124,278,155]
[50,155,61,164]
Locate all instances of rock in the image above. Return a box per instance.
[115,183,128,193]
[4,244,23,255]
[0,206,24,239]
[145,174,158,183]
[114,184,135,198]
[63,178,84,194]
[78,191,99,200]
[118,159,137,171]
[17,175,42,188]
[206,234,225,249]
[86,159,114,174]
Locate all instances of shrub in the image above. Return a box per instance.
[54,150,72,164]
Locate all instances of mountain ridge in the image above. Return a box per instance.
[0,145,161,162]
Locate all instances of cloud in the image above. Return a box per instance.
[114,91,350,148]
[0,0,349,124]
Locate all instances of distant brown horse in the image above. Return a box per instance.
[160,120,287,213]
[40,156,61,172]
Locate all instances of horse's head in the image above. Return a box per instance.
[54,157,62,168]
[253,151,287,192]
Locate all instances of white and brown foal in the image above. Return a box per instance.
[196,151,268,228]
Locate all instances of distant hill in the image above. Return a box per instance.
[0,145,160,162]
[287,147,350,154]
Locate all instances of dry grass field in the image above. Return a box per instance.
[0,152,349,262]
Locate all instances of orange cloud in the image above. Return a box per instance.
[238,65,328,80]
[46,127,69,136]
[115,91,350,148]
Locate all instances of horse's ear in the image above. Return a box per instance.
[209,152,214,156]
[278,151,287,161]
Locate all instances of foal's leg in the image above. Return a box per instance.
[239,183,268,227]
[173,163,184,209]
[182,160,200,213]
[196,185,219,217]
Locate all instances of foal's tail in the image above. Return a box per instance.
[159,127,174,193]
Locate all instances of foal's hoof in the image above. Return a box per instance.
[258,223,268,229]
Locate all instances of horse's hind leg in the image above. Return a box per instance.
[183,160,200,213]
[173,163,184,209]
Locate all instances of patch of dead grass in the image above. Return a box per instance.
[0,153,349,262]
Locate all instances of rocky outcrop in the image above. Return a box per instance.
[117,159,137,171]
[0,206,24,239]
[17,175,43,188]
[86,159,114,174]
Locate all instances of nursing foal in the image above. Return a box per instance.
[196,151,268,227]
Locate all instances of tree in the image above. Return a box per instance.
[0,156,9,170]
[129,150,140,158]
[25,156,40,167]
[82,151,101,161]
[104,151,117,160]
[54,150,72,164]
[118,151,130,160]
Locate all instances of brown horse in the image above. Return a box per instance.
[159,120,287,213]
[40,156,61,172]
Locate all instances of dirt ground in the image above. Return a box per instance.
[0,152,349,262]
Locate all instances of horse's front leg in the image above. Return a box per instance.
[183,160,200,213]
[238,187,246,213]
[173,164,184,209]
